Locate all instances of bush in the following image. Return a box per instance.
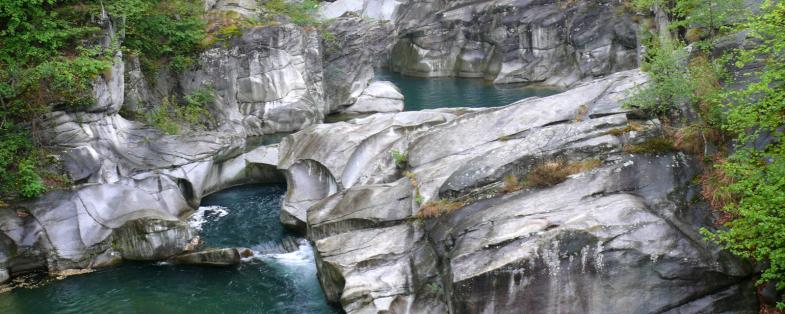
[17,158,46,198]
[391,149,408,169]
[625,40,694,116]
[702,1,785,300]
[0,125,46,199]
[263,0,320,26]
[146,88,214,135]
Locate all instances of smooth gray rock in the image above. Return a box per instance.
[277,69,758,313]
[183,24,326,136]
[173,248,242,266]
[322,16,397,111]
[342,81,405,114]
[325,0,640,86]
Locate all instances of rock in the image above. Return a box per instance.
[61,146,101,182]
[326,0,639,87]
[0,268,8,284]
[112,219,195,261]
[341,81,404,113]
[322,16,397,111]
[173,248,242,266]
[277,69,759,313]
[238,248,254,258]
[183,24,326,135]
[280,236,302,253]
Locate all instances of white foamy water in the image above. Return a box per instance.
[248,239,317,269]
[187,205,230,231]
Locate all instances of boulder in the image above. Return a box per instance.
[342,81,404,113]
[173,248,242,266]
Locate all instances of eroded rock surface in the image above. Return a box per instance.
[277,70,758,313]
[322,0,639,86]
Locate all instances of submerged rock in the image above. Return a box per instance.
[173,248,242,267]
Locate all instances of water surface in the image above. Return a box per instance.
[375,68,562,111]
[0,184,337,314]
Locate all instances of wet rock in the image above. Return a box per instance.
[280,236,302,253]
[113,219,195,261]
[238,248,254,258]
[173,248,242,266]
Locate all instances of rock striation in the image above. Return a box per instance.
[277,69,758,313]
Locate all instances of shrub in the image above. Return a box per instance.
[145,88,214,135]
[17,158,46,199]
[702,1,785,299]
[263,0,320,26]
[625,39,694,116]
[391,149,408,169]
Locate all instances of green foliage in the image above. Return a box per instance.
[109,0,206,73]
[146,88,215,135]
[669,0,746,35]
[0,0,208,199]
[17,158,46,198]
[625,40,694,115]
[263,0,320,26]
[703,0,785,293]
[391,149,408,169]
[0,125,45,199]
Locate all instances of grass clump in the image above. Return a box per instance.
[524,159,602,188]
[498,159,603,193]
[417,199,465,219]
[606,121,645,136]
[623,137,676,154]
[499,174,525,193]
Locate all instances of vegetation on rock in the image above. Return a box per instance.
[627,0,785,307]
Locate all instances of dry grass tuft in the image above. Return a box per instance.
[671,125,704,155]
[417,199,465,219]
[524,159,602,188]
[574,104,589,122]
[499,174,525,193]
[700,159,737,214]
[606,121,646,136]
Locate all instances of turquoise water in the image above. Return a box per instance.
[0,184,337,314]
[374,69,562,111]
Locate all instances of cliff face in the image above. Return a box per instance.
[321,0,639,86]
[278,70,758,313]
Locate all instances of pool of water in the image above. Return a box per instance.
[374,68,563,111]
[0,184,337,314]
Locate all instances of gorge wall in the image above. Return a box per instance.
[322,0,640,86]
[0,0,759,313]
